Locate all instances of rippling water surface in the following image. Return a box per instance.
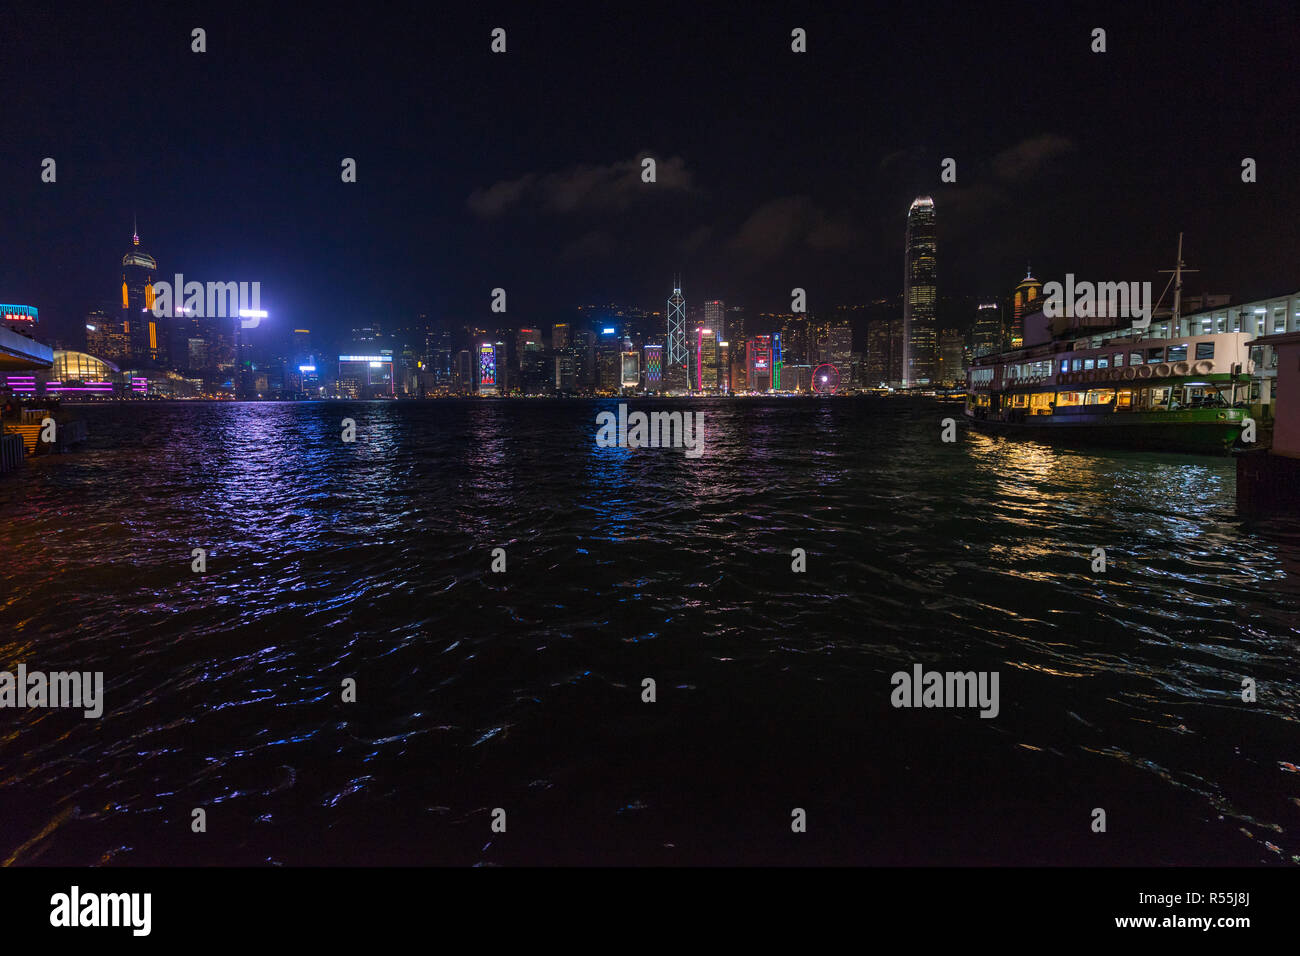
[1,399,1298,865]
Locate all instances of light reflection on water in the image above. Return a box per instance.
[0,398,1297,865]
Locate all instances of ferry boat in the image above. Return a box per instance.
[965,237,1255,454]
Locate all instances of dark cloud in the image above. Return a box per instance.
[991,134,1075,182]
[729,196,858,262]
[468,154,697,218]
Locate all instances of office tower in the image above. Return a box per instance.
[1011,270,1042,349]
[475,342,499,395]
[643,343,663,391]
[666,277,687,370]
[747,335,773,391]
[726,306,747,351]
[121,218,165,366]
[972,302,1003,357]
[621,351,641,390]
[865,315,903,387]
[695,327,719,390]
[84,309,130,363]
[552,322,570,351]
[938,330,965,384]
[903,197,937,385]
[337,351,395,398]
[824,321,852,367]
[516,328,540,371]
[703,300,725,344]
[718,340,731,392]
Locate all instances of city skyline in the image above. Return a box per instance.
[3,4,1298,348]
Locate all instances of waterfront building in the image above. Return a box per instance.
[1,304,39,337]
[339,351,396,397]
[903,197,938,386]
[552,322,570,351]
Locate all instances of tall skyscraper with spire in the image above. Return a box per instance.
[121,217,165,366]
[902,197,937,386]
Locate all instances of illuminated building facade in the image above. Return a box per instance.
[972,302,1003,357]
[939,329,965,384]
[696,327,719,390]
[476,343,498,395]
[903,197,937,386]
[621,351,640,389]
[1012,271,1043,349]
[703,300,726,345]
[1,304,39,336]
[666,278,687,369]
[338,352,396,398]
[552,323,570,351]
[643,343,663,389]
[747,335,772,392]
[120,221,165,367]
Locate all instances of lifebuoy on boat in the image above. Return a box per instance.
[1122,367,1137,380]
[1155,363,1172,378]
[1173,361,1191,376]
[1194,360,1214,374]
[1137,365,1153,379]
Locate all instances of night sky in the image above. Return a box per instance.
[2,1,1298,347]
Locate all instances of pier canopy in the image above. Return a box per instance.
[0,325,53,372]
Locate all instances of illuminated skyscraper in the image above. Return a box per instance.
[703,300,725,344]
[1011,269,1042,349]
[121,218,164,366]
[696,327,719,390]
[747,335,772,392]
[476,342,498,395]
[972,302,1003,357]
[938,329,965,384]
[666,277,687,369]
[902,197,937,386]
[551,323,570,351]
[643,343,663,390]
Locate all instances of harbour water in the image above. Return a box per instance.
[1,398,1297,865]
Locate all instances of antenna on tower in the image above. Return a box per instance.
[133,212,139,246]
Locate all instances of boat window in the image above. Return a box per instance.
[1083,358,1095,370]
[1097,356,1109,368]
[1146,347,1164,364]
[1167,344,1188,362]
[1113,353,1124,366]
[1071,359,1083,371]
[1116,389,1133,408]
[1195,342,1214,360]
[1130,351,1143,365]
[1060,359,1069,375]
